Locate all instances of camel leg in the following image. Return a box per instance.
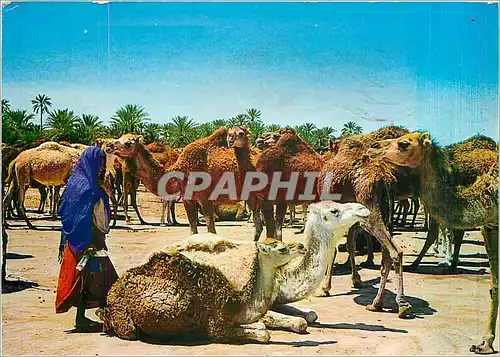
[261,201,276,240]
[287,204,295,227]
[470,226,498,354]
[218,324,270,343]
[409,217,439,270]
[160,199,167,227]
[170,200,178,225]
[261,310,308,334]
[410,198,419,228]
[348,226,363,287]
[394,201,402,226]
[2,182,16,227]
[449,229,464,272]
[199,198,216,234]
[52,185,61,218]
[122,179,131,224]
[423,205,429,231]
[401,200,410,227]
[109,191,118,228]
[17,184,34,229]
[361,233,375,268]
[275,202,287,241]
[2,225,8,282]
[130,180,147,225]
[48,186,54,215]
[363,218,411,318]
[271,304,318,324]
[37,185,47,213]
[248,199,264,242]
[316,247,338,297]
[183,200,199,235]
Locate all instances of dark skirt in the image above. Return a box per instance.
[55,243,118,314]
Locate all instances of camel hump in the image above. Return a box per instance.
[172,234,258,293]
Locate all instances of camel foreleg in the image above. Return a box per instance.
[275,202,287,241]
[217,323,271,343]
[260,310,308,333]
[409,217,439,270]
[470,226,498,354]
[130,180,147,225]
[184,200,199,235]
[160,199,167,227]
[271,304,317,324]
[261,200,276,241]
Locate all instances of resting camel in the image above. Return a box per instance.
[255,128,326,241]
[367,132,498,354]
[106,127,271,240]
[3,142,82,229]
[145,142,181,226]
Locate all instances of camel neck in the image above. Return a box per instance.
[273,218,336,304]
[131,145,167,196]
[235,257,278,324]
[234,146,252,170]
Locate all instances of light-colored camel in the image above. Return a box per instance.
[3,142,82,229]
[260,200,371,333]
[101,238,306,342]
[367,132,498,354]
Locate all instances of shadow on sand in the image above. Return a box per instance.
[2,279,39,294]
[310,322,407,334]
[328,277,437,319]
[6,252,34,259]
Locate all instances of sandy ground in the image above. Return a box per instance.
[2,188,498,356]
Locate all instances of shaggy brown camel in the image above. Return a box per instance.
[367,132,498,354]
[145,142,181,226]
[255,128,326,241]
[317,134,412,318]
[107,127,270,240]
[3,142,81,229]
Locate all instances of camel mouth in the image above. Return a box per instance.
[255,139,265,150]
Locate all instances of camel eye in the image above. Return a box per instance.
[370,142,380,149]
[125,141,132,148]
[330,209,339,216]
[278,247,288,253]
[273,134,280,140]
[398,140,410,150]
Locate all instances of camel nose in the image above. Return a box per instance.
[255,138,265,149]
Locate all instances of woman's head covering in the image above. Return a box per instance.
[58,146,111,255]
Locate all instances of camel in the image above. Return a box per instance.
[260,200,371,333]
[198,202,249,222]
[107,128,271,240]
[255,128,326,241]
[367,132,498,354]
[409,134,498,270]
[145,142,181,226]
[3,142,82,228]
[101,238,306,342]
[316,134,413,318]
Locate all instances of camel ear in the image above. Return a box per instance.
[420,132,432,148]
[257,243,271,254]
[136,135,144,144]
[330,139,340,155]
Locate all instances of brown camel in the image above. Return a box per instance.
[316,135,412,318]
[3,142,82,229]
[255,128,326,241]
[367,132,498,354]
[107,127,270,240]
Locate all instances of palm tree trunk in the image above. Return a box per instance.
[40,112,43,132]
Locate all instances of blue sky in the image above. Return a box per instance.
[2,2,498,145]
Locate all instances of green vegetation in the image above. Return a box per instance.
[2,97,364,149]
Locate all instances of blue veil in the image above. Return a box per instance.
[58,146,111,257]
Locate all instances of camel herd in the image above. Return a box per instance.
[1,125,498,354]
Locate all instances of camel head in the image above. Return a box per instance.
[257,238,307,268]
[307,201,370,235]
[366,132,433,168]
[106,134,144,158]
[227,126,250,149]
[255,128,296,150]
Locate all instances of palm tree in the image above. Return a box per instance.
[247,121,266,145]
[110,104,149,135]
[143,123,162,143]
[245,108,262,124]
[47,109,79,141]
[265,124,282,132]
[228,114,249,127]
[295,123,318,145]
[210,119,228,129]
[2,109,37,145]
[163,116,198,148]
[314,126,336,147]
[31,94,52,131]
[341,121,363,137]
[2,99,11,115]
[77,114,103,144]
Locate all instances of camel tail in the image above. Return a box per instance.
[4,160,16,186]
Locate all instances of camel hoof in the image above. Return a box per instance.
[366,304,383,312]
[360,260,375,269]
[160,223,166,227]
[398,304,413,318]
[470,343,495,355]
[313,289,330,298]
[438,260,452,267]
[352,279,364,289]
[292,318,309,334]
[303,310,318,324]
[407,263,419,272]
[125,220,132,225]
